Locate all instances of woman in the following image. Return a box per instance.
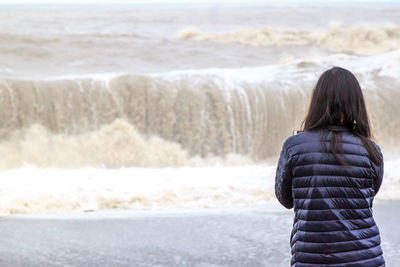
[275,67,385,266]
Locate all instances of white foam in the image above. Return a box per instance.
[377,159,400,200]
[45,72,127,81]
[0,164,277,215]
[0,159,398,215]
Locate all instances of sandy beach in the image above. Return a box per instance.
[0,200,398,267]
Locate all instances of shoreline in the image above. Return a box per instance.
[4,199,398,219]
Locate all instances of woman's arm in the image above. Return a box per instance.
[371,143,384,196]
[275,140,293,209]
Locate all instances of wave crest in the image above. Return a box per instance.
[179,25,400,54]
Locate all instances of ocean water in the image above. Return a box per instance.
[0,4,399,213]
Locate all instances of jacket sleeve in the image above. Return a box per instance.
[371,142,384,196]
[275,139,293,209]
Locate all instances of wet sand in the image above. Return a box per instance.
[0,200,398,267]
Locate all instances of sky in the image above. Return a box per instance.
[0,0,398,5]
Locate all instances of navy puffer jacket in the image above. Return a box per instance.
[275,125,385,267]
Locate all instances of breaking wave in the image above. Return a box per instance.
[179,25,400,54]
[0,69,399,169]
[0,68,399,214]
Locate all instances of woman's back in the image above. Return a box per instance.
[276,125,385,266]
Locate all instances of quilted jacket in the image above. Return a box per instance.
[275,125,385,267]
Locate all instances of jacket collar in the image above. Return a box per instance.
[325,125,350,132]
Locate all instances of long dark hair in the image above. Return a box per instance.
[300,66,382,166]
